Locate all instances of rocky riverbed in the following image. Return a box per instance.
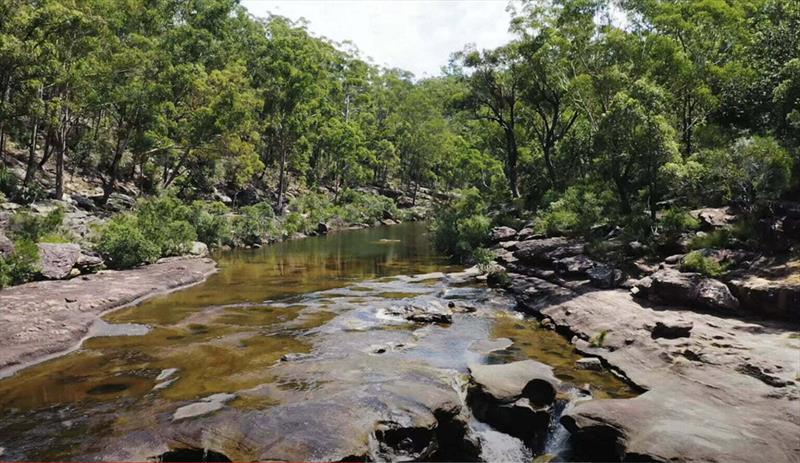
[0,256,217,378]
[488,226,800,462]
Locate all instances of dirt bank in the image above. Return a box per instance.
[0,256,217,377]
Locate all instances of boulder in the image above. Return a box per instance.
[386,300,453,324]
[638,268,740,313]
[490,226,518,242]
[728,274,800,319]
[467,360,560,443]
[554,255,596,278]
[316,222,329,235]
[75,252,103,273]
[380,218,398,226]
[690,207,735,230]
[575,357,603,371]
[37,243,82,280]
[587,265,624,289]
[233,187,262,206]
[397,196,415,208]
[0,231,14,258]
[188,241,208,257]
[172,393,236,421]
[516,227,536,240]
[513,237,581,266]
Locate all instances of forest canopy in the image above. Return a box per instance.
[0,0,797,242]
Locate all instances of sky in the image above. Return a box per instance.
[239,0,517,78]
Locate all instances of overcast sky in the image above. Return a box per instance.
[240,0,516,78]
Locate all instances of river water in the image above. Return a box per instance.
[0,222,635,461]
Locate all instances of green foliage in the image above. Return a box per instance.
[187,201,232,248]
[486,269,512,288]
[0,239,40,288]
[9,207,65,242]
[533,185,611,237]
[336,190,398,224]
[96,214,161,270]
[432,188,491,260]
[472,247,495,273]
[232,202,277,246]
[134,195,196,256]
[681,250,728,277]
[659,208,701,236]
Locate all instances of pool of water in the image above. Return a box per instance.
[0,222,635,461]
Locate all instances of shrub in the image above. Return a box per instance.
[96,214,160,269]
[532,184,609,237]
[728,136,793,207]
[0,239,40,288]
[9,207,65,242]
[681,250,727,277]
[486,269,512,288]
[472,247,494,273]
[659,208,701,236]
[188,201,232,247]
[232,202,277,245]
[134,195,196,256]
[336,190,398,224]
[432,188,491,260]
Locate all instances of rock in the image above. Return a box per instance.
[188,241,208,257]
[490,226,517,243]
[380,218,397,226]
[37,243,82,280]
[467,361,560,443]
[386,300,453,324]
[664,254,684,265]
[156,368,179,382]
[690,207,735,230]
[172,392,236,421]
[212,189,233,205]
[587,265,624,289]
[514,237,582,266]
[651,320,693,339]
[640,268,740,313]
[0,231,14,258]
[468,338,513,354]
[486,269,511,288]
[728,274,800,319]
[233,187,262,206]
[397,196,415,208]
[626,240,646,256]
[695,278,739,311]
[316,222,329,235]
[554,255,596,278]
[107,192,135,210]
[575,357,603,371]
[516,227,536,240]
[71,194,96,210]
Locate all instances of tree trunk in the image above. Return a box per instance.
[102,138,125,204]
[276,146,287,214]
[55,130,66,200]
[504,128,520,198]
[23,116,39,186]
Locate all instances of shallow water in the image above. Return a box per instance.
[0,222,635,461]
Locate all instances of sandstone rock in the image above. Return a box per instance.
[728,275,800,319]
[516,227,536,240]
[554,255,596,278]
[490,226,517,242]
[172,393,236,421]
[587,265,624,289]
[397,196,415,208]
[690,207,735,229]
[0,231,14,258]
[188,241,208,257]
[640,268,740,313]
[37,243,82,280]
[386,300,453,324]
[467,360,560,444]
[575,357,603,371]
[380,218,398,226]
[514,237,582,266]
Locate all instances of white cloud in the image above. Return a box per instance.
[240,0,516,77]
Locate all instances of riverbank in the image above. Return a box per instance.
[486,231,800,462]
[0,256,217,378]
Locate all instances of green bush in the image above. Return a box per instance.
[232,201,277,245]
[9,207,65,242]
[472,247,494,273]
[659,208,701,236]
[336,190,398,224]
[532,184,609,237]
[133,195,196,256]
[486,269,511,288]
[432,188,491,260]
[0,239,40,288]
[96,214,161,269]
[188,201,232,247]
[681,250,727,277]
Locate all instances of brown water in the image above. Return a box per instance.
[0,222,635,461]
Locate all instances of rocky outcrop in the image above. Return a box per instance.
[0,231,14,258]
[690,207,735,229]
[467,360,560,445]
[37,243,104,279]
[633,268,739,312]
[385,300,454,324]
[587,264,624,289]
[490,226,517,243]
[513,237,582,267]
[728,273,800,319]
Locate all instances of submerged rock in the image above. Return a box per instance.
[173,393,236,421]
[386,300,454,324]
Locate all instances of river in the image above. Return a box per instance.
[0,222,635,461]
